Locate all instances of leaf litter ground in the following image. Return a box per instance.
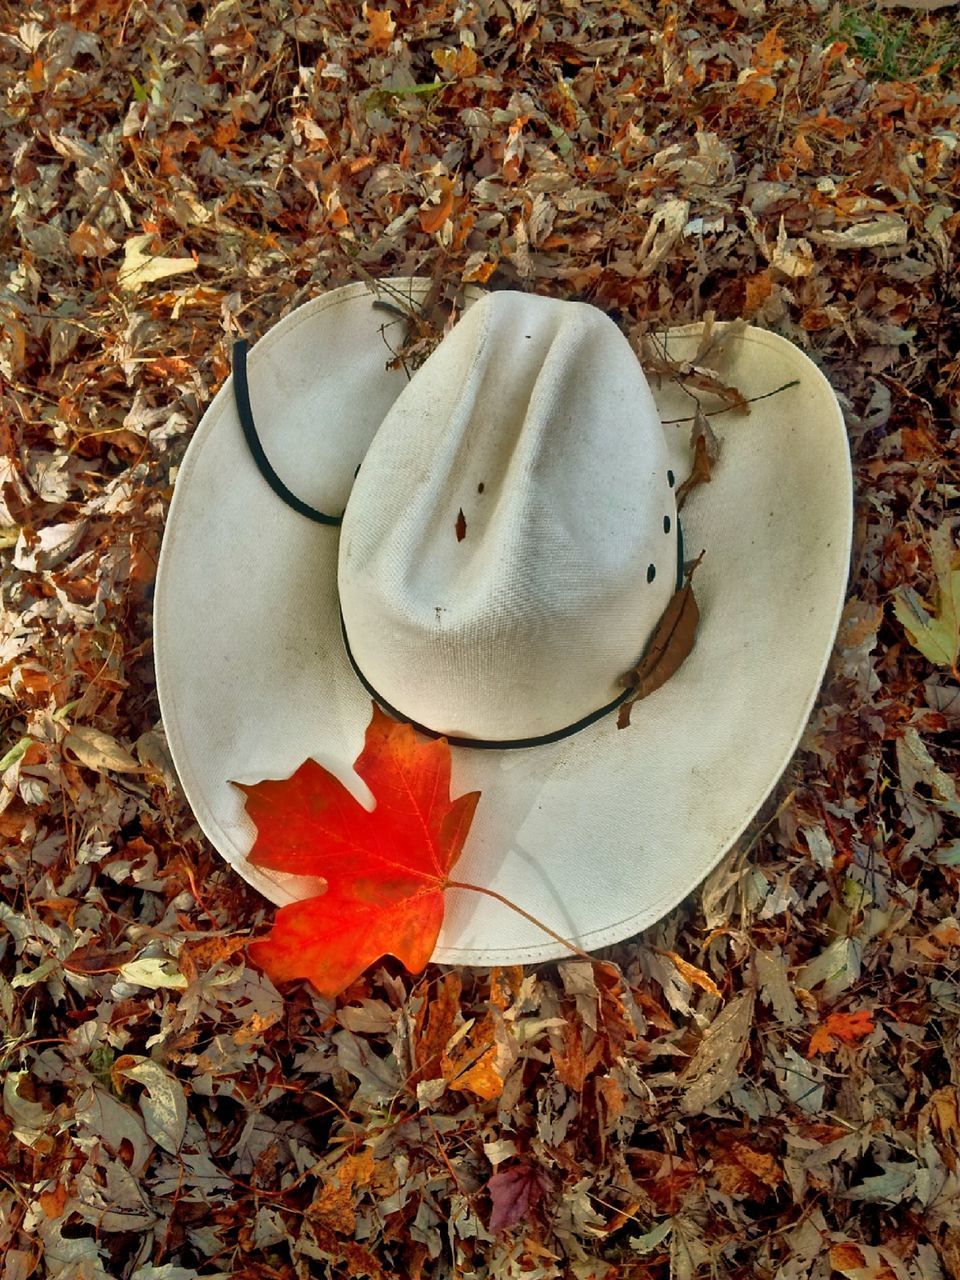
[0,1,959,1278]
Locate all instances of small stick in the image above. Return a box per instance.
[661,379,800,424]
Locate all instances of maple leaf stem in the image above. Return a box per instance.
[445,880,596,965]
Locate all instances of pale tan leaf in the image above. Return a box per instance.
[118,234,197,295]
[63,726,139,775]
[679,990,754,1114]
[893,526,960,674]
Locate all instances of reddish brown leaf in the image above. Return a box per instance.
[237,704,480,997]
[455,507,467,541]
[807,1008,876,1057]
[743,268,774,316]
[487,1163,549,1235]
[411,971,462,1084]
[38,1182,69,1219]
[420,178,455,234]
[618,553,703,727]
[308,1150,377,1235]
[551,1017,604,1092]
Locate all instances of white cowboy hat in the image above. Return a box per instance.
[153,277,851,966]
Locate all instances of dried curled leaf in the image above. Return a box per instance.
[675,409,720,511]
[640,320,750,413]
[618,552,704,728]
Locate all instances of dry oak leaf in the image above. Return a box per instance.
[237,703,480,998]
[618,552,703,728]
[807,1008,875,1057]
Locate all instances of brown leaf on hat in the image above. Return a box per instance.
[617,552,703,728]
[675,408,722,511]
[692,312,750,372]
[455,508,467,541]
[640,338,749,414]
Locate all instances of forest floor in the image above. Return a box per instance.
[1,1,959,1277]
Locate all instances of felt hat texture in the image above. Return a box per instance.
[154,278,852,965]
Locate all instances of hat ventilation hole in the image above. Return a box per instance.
[663,514,671,534]
[667,469,675,487]
[647,564,656,583]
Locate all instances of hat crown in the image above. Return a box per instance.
[338,290,677,740]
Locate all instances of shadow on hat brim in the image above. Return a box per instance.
[153,277,852,966]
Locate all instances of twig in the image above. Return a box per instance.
[660,379,800,425]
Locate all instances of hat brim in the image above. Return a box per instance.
[154,278,851,966]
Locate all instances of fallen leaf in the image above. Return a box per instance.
[444,1032,505,1100]
[27,56,44,93]
[363,3,396,49]
[3,1072,53,1151]
[807,1008,876,1057]
[239,704,481,997]
[896,726,960,815]
[618,552,703,727]
[751,24,788,73]
[893,525,960,677]
[420,178,456,234]
[38,1183,68,1219]
[844,1159,918,1204]
[63,725,140,775]
[829,1241,905,1280]
[308,1150,377,1235]
[455,507,467,541]
[117,956,188,990]
[487,1163,549,1235]
[433,45,479,78]
[679,990,754,1115]
[830,1244,868,1272]
[115,1056,187,1154]
[810,215,908,250]
[13,519,88,571]
[117,233,197,295]
[68,222,118,258]
[675,410,719,511]
[742,269,773,316]
[661,950,722,999]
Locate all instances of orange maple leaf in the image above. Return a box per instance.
[807,1008,876,1057]
[236,704,480,998]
